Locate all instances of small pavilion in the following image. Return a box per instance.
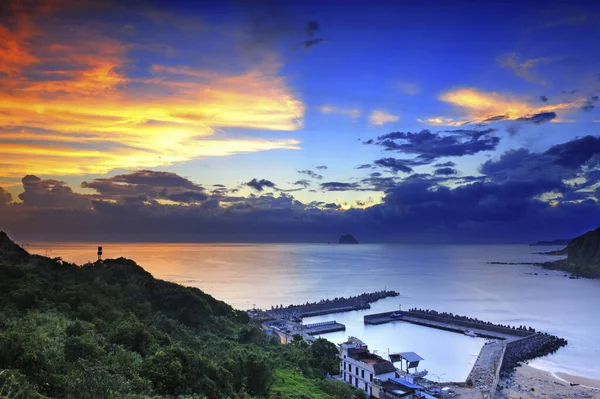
[389,352,424,374]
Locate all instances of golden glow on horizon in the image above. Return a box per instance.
[0,3,304,178]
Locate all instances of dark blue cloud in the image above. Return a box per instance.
[360,175,399,191]
[81,170,207,203]
[540,95,548,102]
[434,161,456,168]
[167,191,209,203]
[356,164,375,169]
[89,170,201,190]
[373,158,414,173]
[483,115,508,122]
[292,179,311,188]
[245,178,276,192]
[434,167,457,176]
[320,182,361,191]
[298,169,323,179]
[299,38,325,49]
[507,112,557,135]
[366,129,499,164]
[545,135,600,168]
[582,100,595,112]
[516,112,556,124]
[315,165,328,170]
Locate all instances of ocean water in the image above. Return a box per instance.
[27,243,600,381]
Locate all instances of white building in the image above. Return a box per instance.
[338,337,398,397]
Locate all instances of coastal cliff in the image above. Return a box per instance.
[338,234,359,244]
[539,227,600,278]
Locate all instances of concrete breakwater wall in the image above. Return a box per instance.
[364,310,534,338]
[403,310,534,337]
[500,333,568,376]
[267,290,399,319]
[403,309,535,337]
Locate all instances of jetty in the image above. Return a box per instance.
[303,320,345,335]
[265,290,399,320]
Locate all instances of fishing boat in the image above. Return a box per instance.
[464,330,478,337]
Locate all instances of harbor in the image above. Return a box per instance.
[249,293,568,398]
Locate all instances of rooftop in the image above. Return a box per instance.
[341,337,398,375]
[398,352,424,363]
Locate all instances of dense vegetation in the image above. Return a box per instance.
[0,232,364,399]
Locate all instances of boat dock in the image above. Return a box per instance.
[302,320,345,335]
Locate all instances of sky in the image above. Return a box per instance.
[1,0,600,243]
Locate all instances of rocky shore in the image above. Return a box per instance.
[500,334,568,377]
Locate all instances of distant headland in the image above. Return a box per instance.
[494,227,600,278]
[338,234,359,244]
[535,227,600,278]
[529,238,572,246]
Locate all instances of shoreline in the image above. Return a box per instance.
[554,371,600,390]
[498,364,600,399]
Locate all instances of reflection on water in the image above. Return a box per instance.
[28,242,600,380]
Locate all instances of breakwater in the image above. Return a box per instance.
[405,309,536,336]
[364,309,535,339]
[500,333,568,377]
[267,290,399,319]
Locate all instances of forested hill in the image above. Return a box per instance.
[0,231,363,399]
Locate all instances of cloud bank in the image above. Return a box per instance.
[2,135,600,243]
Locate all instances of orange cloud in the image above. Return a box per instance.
[0,1,304,178]
[369,110,399,126]
[423,88,583,126]
[417,117,466,126]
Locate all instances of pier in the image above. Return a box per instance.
[303,320,345,335]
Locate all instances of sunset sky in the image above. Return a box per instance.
[1,0,600,242]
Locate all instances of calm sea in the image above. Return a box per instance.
[27,243,600,382]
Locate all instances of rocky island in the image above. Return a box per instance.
[338,234,359,244]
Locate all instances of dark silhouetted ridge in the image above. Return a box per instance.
[338,234,359,244]
[0,230,29,263]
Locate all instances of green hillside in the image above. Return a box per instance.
[0,232,362,399]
